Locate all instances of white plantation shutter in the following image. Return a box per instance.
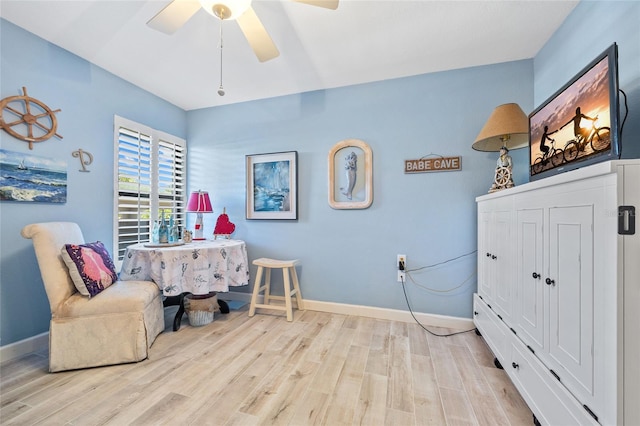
[158,137,186,236]
[116,126,152,259]
[114,116,186,263]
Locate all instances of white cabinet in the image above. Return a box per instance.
[474,160,640,426]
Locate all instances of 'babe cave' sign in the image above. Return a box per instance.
[404,156,461,173]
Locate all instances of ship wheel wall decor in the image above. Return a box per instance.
[0,87,62,149]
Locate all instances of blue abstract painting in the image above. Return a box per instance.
[253,160,291,212]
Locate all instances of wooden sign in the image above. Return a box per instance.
[405,156,461,173]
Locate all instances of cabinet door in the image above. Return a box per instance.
[516,208,545,353]
[492,209,513,322]
[548,204,594,400]
[477,209,494,301]
[477,200,513,322]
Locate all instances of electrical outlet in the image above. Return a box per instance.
[397,254,406,283]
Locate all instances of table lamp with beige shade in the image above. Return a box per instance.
[473,103,529,193]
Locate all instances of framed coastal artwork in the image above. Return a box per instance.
[246,151,298,220]
[328,139,373,209]
[0,149,67,203]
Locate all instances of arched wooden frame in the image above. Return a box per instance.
[328,139,373,209]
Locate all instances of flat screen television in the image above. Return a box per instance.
[529,43,620,181]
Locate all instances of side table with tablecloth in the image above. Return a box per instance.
[119,239,249,330]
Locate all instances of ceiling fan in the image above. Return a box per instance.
[147,0,339,62]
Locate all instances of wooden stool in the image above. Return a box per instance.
[249,258,304,321]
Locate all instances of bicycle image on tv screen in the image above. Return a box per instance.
[529,50,615,178]
[562,116,611,163]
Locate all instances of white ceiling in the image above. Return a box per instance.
[1,0,578,111]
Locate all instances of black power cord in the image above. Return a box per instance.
[400,276,476,338]
[618,88,628,159]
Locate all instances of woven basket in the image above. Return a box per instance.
[184,293,219,327]
[186,310,214,327]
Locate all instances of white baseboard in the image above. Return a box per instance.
[0,332,48,364]
[226,291,474,331]
[1,295,474,363]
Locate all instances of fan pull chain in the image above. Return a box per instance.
[218,21,225,96]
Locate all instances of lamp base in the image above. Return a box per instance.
[194,213,204,240]
[488,165,515,193]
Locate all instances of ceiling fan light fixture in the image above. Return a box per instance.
[199,0,252,20]
[149,0,335,63]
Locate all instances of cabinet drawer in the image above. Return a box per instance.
[508,339,598,426]
[473,294,508,364]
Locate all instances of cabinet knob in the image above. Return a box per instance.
[532,272,540,279]
[545,278,555,286]
[474,311,478,316]
[491,255,497,260]
[512,362,519,369]
[486,252,491,257]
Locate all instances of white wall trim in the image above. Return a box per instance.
[0,332,48,364]
[302,299,474,330]
[1,295,474,362]
[225,291,474,330]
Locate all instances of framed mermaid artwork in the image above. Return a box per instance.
[328,139,373,210]
[246,151,298,220]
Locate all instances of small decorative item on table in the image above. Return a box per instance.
[158,210,169,243]
[183,229,193,243]
[213,207,236,239]
[151,220,160,244]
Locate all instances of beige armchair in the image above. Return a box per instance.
[21,222,164,372]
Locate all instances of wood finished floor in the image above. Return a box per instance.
[0,306,532,425]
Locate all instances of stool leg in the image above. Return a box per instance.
[263,267,272,305]
[249,266,264,317]
[282,267,293,321]
[290,265,304,311]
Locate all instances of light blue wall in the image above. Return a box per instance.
[0,20,187,346]
[533,1,640,158]
[186,60,533,319]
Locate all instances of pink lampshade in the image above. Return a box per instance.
[186,191,213,213]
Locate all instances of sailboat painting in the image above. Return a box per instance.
[246,151,297,220]
[0,149,67,203]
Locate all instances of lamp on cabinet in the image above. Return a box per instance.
[473,103,529,193]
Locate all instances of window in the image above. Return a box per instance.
[113,116,186,263]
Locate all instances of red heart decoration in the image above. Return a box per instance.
[214,210,235,236]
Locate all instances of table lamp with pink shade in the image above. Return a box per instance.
[186,190,213,240]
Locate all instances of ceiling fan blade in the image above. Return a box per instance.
[147,0,201,34]
[236,6,280,62]
[292,0,339,10]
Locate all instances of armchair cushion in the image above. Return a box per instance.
[61,241,118,297]
[57,280,161,318]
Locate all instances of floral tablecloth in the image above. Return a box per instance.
[119,240,249,296]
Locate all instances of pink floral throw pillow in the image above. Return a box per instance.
[61,241,118,297]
